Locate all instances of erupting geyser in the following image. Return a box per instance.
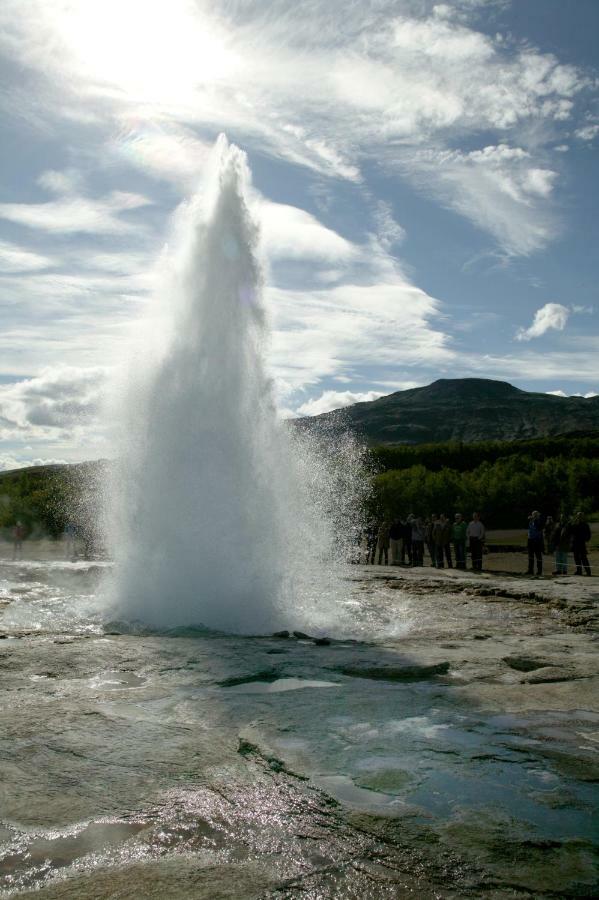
[107,137,365,634]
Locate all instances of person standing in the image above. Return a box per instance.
[432,514,444,568]
[411,516,425,567]
[365,521,379,565]
[551,517,570,576]
[571,512,592,576]
[425,516,436,566]
[440,514,453,568]
[543,516,554,555]
[377,520,391,566]
[467,512,485,572]
[527,510,544,576]
[12,521,25,561]
[389,519,402,565]
[64,522,77,560]
[452,513,467,570]
[401,517,413,565]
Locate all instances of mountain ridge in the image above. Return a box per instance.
[297,378,599,445]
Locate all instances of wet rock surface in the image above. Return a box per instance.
[0,561,598,897]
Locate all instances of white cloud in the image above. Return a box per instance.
[37,167,84,194]
[110,125,211,187]
[296,389,386,416]
[0,454,68,472]
[575,124,599,142]
[0,240,54,273]
[398,144,559,255]
[269,271,453,394]
[0,0,591,253]
[0,192,154,235]
[0,366,108,441]
[373,201,406,249]
[547,389,598,399]
[258,199,355,263]
[516,302,570,341]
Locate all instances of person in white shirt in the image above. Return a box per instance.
[466,512,486,572]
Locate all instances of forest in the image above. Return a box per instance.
[370,435,599,526]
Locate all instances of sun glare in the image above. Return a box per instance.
[59,0,239,103]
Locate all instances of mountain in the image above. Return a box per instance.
[297,378,599,445]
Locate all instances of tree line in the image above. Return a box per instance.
[369,440,599,528]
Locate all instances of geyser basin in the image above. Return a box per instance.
[1,561,598,897]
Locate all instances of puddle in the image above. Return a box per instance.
[88,671,146,689]
[226,677,340,693]
[0,821,146,890]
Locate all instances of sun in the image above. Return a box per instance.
[57,0,240,104]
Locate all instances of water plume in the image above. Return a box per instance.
[107,137,366,634]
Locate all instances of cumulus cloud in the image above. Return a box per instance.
[575,124,599,142]
[516,302,570,341]
[0,454,68,472]
[547,389,597,399]
[296,389,386,416]
[0,366,108,440]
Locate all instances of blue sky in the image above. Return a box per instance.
[0,0,598,467]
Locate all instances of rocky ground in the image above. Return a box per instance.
[0,560,597,898]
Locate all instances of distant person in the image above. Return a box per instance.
[467,512,485,572]
[527,510,544,576]
[551,517,571,576]
[543,516,554,555]
[12,521,25,560]
[365,521,379,565]
[432,514,443,567]
[411,516,425,567]
[452,513,467,570]
[64,522,77,560]
[389,519,402,565]
[432,514,452,568]
[571,512,592,576]
[377,520,391,566]
[401,516,413,565]
[425,516,436,566]
[440,514,453,568]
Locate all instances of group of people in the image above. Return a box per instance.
[364,512,486,572]
[527,510,592,577]
[364,510,594,578]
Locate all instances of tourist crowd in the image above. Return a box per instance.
[363,510,593,577]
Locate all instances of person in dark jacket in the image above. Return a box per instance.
[551,517,570,576]
[527,510,544,576]
[425,516,436,566]
[543,516,555,554]
[401,517,413,565]
[365,521,378,565]
[389,519,402,565]
[571,512,592,576]
[411,517,425,567]
[452,513,467,570]
[377,520,391,566]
